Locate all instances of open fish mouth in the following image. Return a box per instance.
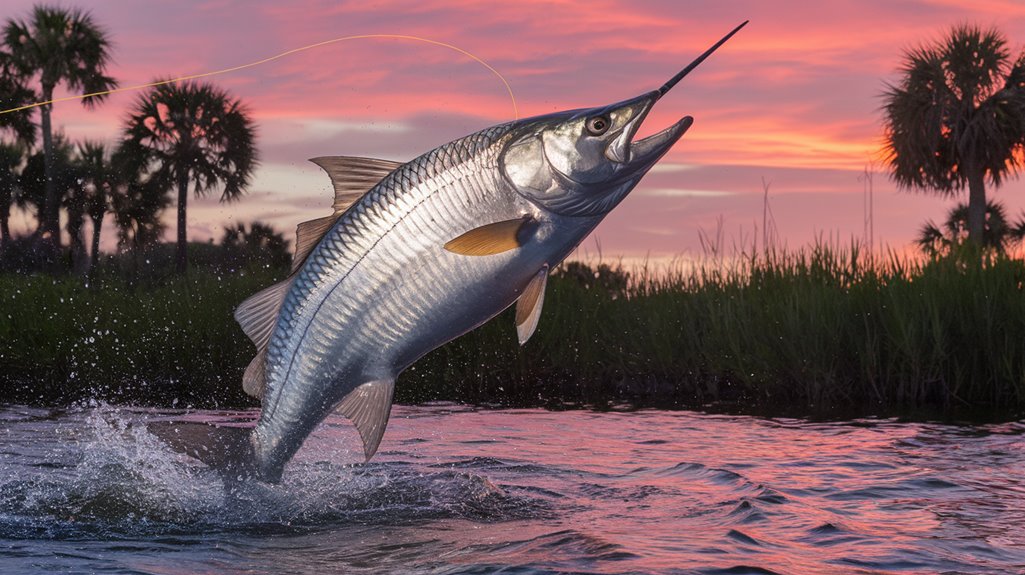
[597,90,694,182]
[606,20,747,172]
[634,115,694,159]
[622,105,694,171]
[599,90,691,171]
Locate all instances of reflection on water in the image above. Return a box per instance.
[1,403,1024,574]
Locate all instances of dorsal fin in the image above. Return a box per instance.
[308,156,403,214]
[336,380,395,461]
[515,266,548,345]
[291,215,337,273]
[289,156,405,272]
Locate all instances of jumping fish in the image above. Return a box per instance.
[151,22,747,482]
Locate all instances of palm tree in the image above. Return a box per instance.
[15,134,76,268]
[0,142,23,251]
[221,221,290,270]
[75,140,113,273]
[0,50,36,147]
[0,50,35,256]
[63,154,88,273]
[882,24,1025,245]
[17,133,75,234]
[122,80,257,273]
[109,141,169,271]
[2,5,117,258]
[916,199,1025,257]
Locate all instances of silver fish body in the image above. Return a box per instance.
[254,126,596,480]
[150,22,747,483]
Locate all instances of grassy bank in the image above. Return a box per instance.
[3,246,1025,418]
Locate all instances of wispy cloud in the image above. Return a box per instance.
[640,188,737,198]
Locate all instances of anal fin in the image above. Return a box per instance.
[242,349,267,399]
[336,380,395,462]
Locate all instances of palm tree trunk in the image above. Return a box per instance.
[176,170,189,273]
[131,225,140,280]
[0,204,10,252]
[39,84,60,255]
[68,214,86,274]
[89,213,103,273]
[967,167,986,246]
[68,194,87,274]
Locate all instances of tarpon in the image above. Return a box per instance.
[151,22,747,482]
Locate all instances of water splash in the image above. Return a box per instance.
[0,404,546,540]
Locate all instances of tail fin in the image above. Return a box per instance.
[148,421,256,478]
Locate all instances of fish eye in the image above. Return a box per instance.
[586,115,611,136]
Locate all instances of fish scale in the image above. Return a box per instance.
[149,22,747,482]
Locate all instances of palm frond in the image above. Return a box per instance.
[882,25,1025,195]
[122,80,259,201]
[2,5,117,103]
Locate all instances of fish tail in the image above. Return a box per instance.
[148,421,259,480]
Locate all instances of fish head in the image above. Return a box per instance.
[501,93,690,217]
[501,21,746,218]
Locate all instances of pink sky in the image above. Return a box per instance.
[7,0,1025,263]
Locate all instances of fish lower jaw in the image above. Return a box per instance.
[627,116,693,167]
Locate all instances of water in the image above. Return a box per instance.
[1,404,1024,574]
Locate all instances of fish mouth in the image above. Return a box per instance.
[612,97,693,172]
[602,91,690,170]
[629,114,694,168]
[605,20,747,173]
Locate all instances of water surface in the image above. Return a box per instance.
[1,404,1023,574]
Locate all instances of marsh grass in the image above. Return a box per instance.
[0,266,281,407]
[3,244,1025,418]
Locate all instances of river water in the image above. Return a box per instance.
[1,403,1023,574]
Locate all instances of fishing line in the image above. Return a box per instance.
[0,33,518,119]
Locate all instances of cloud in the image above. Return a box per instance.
[640,188,737,198]
[649,163,700,173]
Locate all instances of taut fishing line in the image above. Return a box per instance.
[0,34,518,119]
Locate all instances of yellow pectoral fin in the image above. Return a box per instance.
[444,217,533,256]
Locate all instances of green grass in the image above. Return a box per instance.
[3,245,1025,419]
[0,266,280,408]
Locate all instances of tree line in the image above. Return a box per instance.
[0,5,259,276]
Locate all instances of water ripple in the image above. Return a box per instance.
[1,404,1024,574]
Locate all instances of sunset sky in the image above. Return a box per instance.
[7,0,1025,263]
